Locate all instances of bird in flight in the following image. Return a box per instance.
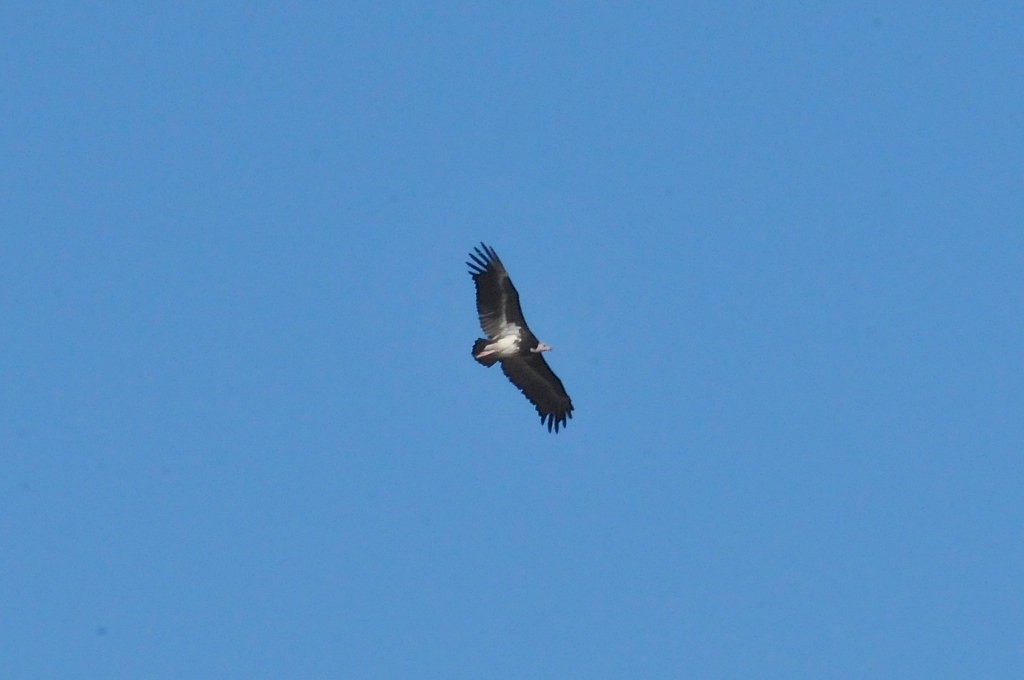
[467,243,574,432]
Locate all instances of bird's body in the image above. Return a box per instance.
[472,330,525,364]
[467,243,574,432]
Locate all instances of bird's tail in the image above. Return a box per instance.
[472,338,499,367]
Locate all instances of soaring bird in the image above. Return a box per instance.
[467,243,574,432]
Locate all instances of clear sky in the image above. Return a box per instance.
[3,3,1022,678]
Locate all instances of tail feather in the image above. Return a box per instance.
[472,338,499,367]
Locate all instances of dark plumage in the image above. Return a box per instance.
[467,243,574,432]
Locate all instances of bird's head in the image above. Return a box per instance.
[531,342,552,353]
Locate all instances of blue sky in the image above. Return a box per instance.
[3,3,1022,678]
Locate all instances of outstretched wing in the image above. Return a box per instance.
[467,243,529,339]
[501,353,574,433]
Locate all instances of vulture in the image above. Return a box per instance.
[467,243,574,432]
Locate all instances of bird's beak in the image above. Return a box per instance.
[536,342,553,352]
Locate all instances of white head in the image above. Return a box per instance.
[532,342,552,353]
